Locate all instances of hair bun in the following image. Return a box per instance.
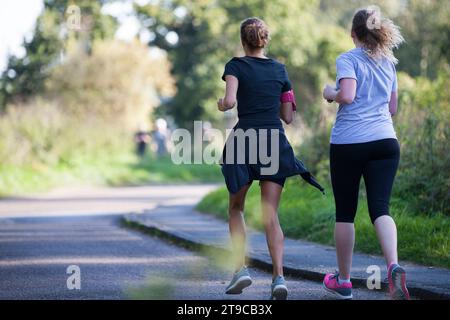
[240,18,269,49]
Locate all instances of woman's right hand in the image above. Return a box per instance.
[323,84,336,103]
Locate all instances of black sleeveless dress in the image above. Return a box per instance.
[220,56,324,194]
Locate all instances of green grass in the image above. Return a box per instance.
[197,179,450,268]
[0,151,222,197]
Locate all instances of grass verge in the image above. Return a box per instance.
[0,152,222,197]
[196,179,450,268]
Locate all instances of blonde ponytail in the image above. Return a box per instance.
[352,6,404,64]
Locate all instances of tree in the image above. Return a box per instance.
[135,0,351,128]
[0,39,175,168]
[46,39,175,129]
[0,0,117,110]
[135,0,229,129]
[318,0,450,78]
[395,0,450,78]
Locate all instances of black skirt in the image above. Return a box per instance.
[220,118,324,194]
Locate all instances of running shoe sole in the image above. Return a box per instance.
[389,266,410,300]
[271,285,288,300]
[225,276,252,294]
[322,281,353,300]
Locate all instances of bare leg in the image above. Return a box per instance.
[335,222,355,280]
[260,181,284,279]
[228,183,251,271]
[374,215,398,267]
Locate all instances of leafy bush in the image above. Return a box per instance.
[293,70,450,217]
[0,40,177,194]
[395,71,450,216]
[45,40,174,130]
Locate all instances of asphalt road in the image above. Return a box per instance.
[0,185,388,300]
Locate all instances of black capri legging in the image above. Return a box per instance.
[330,138,400,224]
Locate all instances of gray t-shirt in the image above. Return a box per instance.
[331,47,398,144]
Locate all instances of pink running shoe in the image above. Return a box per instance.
[388,263,410,300]
[323,272,353,300]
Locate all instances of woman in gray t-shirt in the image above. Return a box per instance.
[321,7,410,300]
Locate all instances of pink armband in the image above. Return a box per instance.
[280,90,297,111]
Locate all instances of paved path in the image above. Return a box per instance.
[0,185,387,299]
[1,215,389,300]
[125,198,450,300]
[0,184,217,218]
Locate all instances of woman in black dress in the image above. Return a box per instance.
[218,17,323,300]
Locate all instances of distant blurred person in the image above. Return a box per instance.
[322,7,408,300]
[153,118,169,157]
[134,125,151,157]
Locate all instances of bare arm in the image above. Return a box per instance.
[323,78,357,105]
[389,91,397,116]
[218,75,238,111]
[280,102,295,124]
